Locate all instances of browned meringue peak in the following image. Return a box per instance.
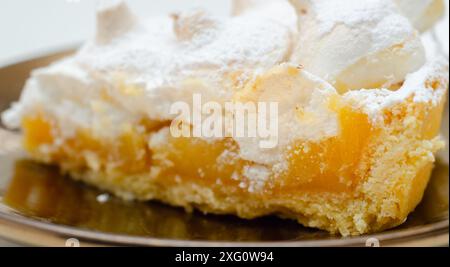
[288,0,426,93]
[172,10,219,42]
[232,0,261,15]
[96,0,138,45]
[394,0,446,32]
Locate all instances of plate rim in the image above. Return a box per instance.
[0,207,448,247]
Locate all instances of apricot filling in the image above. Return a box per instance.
[21,100,377,196]
[22,115,152,174]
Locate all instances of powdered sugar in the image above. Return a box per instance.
[344,58,449,123]
[290,0,424,91]
[68,1,295,122]
[77,2,294,91]
[242,165,271,193]
[312,0,398,35]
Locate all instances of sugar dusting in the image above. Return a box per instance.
[313,0,399,34]
[77,1,295,94]
[343,57,449,123]
[242,165,271,193]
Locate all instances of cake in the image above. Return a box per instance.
[1,0,448,236]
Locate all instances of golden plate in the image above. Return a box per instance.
[0,52,448,247]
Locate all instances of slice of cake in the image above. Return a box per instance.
[2,0,448,236]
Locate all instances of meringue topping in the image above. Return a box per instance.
[394,0,445,32]
[235,64,339,165]
[95,0,137,45]
[172,10,219,42]
[289,0,426,92]
[232,0,298,34]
